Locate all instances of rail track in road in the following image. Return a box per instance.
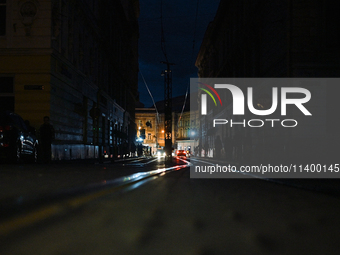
[1,157,340,255]
[0,157,190,239]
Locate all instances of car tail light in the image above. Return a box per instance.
[0,125,12,132]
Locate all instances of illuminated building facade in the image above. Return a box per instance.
[135,95,199,155]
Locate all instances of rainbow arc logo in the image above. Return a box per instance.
[198,82,222,106]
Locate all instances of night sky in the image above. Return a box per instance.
[138,0,220,107]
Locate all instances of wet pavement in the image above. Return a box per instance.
[0,157,164,200]
[1,157,340,255]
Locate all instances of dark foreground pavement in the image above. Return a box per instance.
[0,157,340,255]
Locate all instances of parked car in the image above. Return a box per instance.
[0,111,38,163]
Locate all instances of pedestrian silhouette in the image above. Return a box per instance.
[24,120,36,136]
[39,116,55,163]
[204,141,209,157]
[215,135,222,159]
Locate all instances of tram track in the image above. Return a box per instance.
[0,160,189,238]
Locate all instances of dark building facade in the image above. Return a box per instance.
[196,0,339,78]
[195,0,340,163]
[0,0,139,160]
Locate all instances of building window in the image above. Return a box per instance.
[0,77,14,112]
[147,133,151,140]
[0,0,6,36]
[146,120,152,128]
[109,121,113,145]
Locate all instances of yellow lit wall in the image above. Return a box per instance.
[0,55,51,130]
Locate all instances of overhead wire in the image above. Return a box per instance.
[139,69,160,125]
[137,0,167,130]
[176,0,200,129]
[158,0,201,134]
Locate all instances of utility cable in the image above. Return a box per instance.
[177,0,200,129]
[139,70,160,125]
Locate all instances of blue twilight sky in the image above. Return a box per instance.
[138,0,221,107]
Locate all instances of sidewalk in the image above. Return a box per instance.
[48,155,145,165]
